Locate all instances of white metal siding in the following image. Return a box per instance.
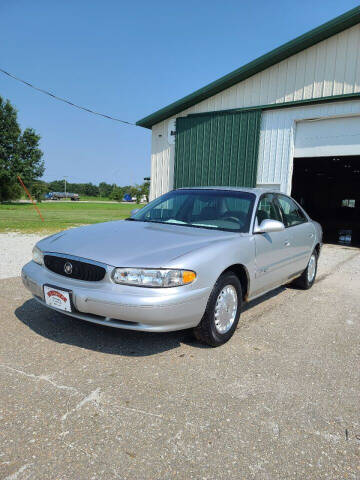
[150,24,360,200]
[150,121,175,200]
[257,100,360,194]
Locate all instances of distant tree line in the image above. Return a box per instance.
[43,178,150,203]
[7,171,150,204]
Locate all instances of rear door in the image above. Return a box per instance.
[276,194,315,274]
[253,194,293,296]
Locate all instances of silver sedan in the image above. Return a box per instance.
[22,188,322,346]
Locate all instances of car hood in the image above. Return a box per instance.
[38,220,239,267]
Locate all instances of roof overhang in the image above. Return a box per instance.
[136,6,360,129]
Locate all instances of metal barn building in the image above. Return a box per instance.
[137,7,360,244]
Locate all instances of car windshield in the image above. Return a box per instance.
[129,189,256,232]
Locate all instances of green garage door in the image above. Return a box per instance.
[174,110,261,189]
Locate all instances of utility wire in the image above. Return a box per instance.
[0,67,136,126]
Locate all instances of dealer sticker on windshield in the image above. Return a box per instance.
[43,285,72,312]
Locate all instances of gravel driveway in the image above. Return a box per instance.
[0,233,43,279]
[0,234,359,479]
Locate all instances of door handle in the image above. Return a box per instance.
[309,233,314,238]
[284,240,291,247]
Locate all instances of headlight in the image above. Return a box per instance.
[32,246,44,265]
[112,268,196,287]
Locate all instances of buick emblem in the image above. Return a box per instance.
[64,261,73,275]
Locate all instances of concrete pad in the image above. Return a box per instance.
[0,245,359,479]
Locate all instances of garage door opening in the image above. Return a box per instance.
[291,156,360,246]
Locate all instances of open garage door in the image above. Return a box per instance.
[292,116,360,246]
[292,156,360,245]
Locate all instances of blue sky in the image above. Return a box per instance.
[1,0,359,186]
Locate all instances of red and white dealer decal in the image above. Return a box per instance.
[43,285,72,312]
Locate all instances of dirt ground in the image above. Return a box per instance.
[0,240,359,479]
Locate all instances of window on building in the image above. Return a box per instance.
[342,199,356,208]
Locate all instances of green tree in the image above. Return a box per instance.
[110,186,125,202]
[83,182,99,197]
[0,97,44,202]
[132,185,142,204]
[31,180,48,202]
[48,180,64,192]
[99,182,113,198]
[141,177,150,202]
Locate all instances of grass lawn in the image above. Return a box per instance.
[0,201,143,234]
[76,195,112,201]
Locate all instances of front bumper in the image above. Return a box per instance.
[21,261,210,332]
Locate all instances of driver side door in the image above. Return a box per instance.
[253,194,293,297]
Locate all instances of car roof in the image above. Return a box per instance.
[176,186,282,197]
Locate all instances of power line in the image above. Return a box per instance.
[0,67,136,126]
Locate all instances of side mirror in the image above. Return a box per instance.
[254,219,285,234]
[131,208,140,216]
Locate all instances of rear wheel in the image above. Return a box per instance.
[293,250,318,290]
[193,272,242,347]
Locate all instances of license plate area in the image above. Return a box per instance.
[43,284,73,312]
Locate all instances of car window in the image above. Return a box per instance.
[191,196,219,217]
[143,196,184,221]
[256,194,282,224]
[224,196,252,214]
[277,195,307,227]
[190,196,252,223]
[131,189,256,232]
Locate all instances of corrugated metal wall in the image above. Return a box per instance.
[257,100,360,194]
[174,111,261,189]
[181,24,360,115]
[150,24,360,199]
[150,125,173,199]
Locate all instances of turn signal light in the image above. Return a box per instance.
[182,270,196,284]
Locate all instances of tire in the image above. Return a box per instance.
[193,272,242,347]
[293,250,318,290]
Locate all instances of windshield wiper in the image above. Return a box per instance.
[126,217,238,232]
[125,218,167,225]
[144,219,171,225]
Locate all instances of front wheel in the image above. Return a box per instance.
[293,250,318,290]
[193,272,242,347]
